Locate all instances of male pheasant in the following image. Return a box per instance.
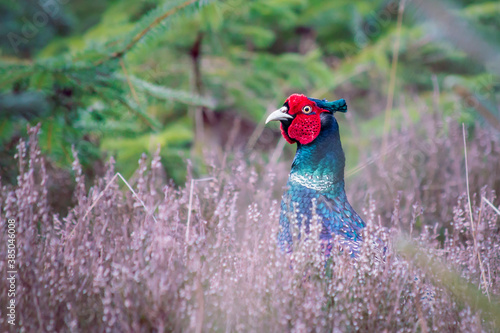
[266,94,365,256]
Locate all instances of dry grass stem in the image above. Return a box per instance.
[462,123,490,302]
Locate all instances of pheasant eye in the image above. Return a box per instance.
[302,105,312,114]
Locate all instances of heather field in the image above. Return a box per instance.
[1,116,499,332]
[1,0,500,332]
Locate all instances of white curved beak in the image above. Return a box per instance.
[265,106,293,124]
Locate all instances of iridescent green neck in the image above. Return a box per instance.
[289,113,345,193]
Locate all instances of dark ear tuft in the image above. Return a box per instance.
[309,97,347,113]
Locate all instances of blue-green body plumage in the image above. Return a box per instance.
[278,111,365,254]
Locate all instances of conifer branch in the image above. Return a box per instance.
[91,86,160,131]
[94,0,198,67]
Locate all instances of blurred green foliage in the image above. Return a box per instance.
[0,0,499,183]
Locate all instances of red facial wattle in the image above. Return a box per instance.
[287,114,322,145]
[280,94,328,145]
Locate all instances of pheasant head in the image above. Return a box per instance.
[265,93,347,145]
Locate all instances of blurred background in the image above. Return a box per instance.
[0,0,499,222]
